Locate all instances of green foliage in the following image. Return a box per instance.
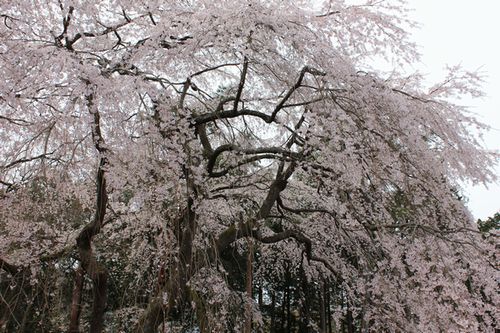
[477,212,500,234]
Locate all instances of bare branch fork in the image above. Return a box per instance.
[270,66,326,122]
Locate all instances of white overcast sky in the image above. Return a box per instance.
[404,0,500,220]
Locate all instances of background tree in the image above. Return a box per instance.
[0,0,498,332]
[478,212,500,234]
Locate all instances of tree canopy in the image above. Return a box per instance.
[0,0,498,332]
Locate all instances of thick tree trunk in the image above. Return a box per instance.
[346,309,355,333]
[319,282,326,333]
[280,290,286,333]
[76,159,109,333]
[18,288,34,333]
[68,266,84,333]
[89,270,108,333]
[135,199,196,333]
[75,175,109,333]
[244,239,254,333]
[135,158,295,333]
[270,292,276,333]
[326,284,332,333]
[170,198,196,314]
[286,273,291,333]
[299,271,310,333]
[136,297,164,333]
[72,91,109,333]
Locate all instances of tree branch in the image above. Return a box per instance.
[193,108,273,125]
[2,152,55,170]
[270,66,326,122]
[233,57,249,113]
[209,154,291,178]
[206,144,299,176]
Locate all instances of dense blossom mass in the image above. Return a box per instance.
[0,0,498,332]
